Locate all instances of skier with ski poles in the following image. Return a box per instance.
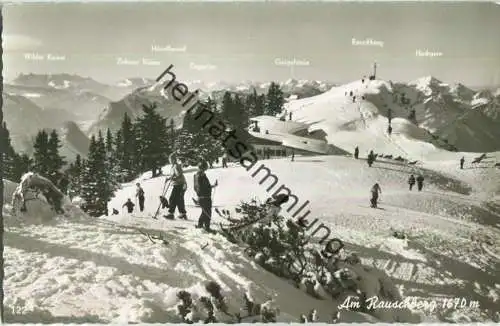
[136,183,145,212]
[370,183,382,208]
[194,160,218,232]
[164,153,188,220]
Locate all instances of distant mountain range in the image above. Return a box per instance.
[3,73,500,163]
[285,76,500,155]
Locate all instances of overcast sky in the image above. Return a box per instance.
[3,2,500,87]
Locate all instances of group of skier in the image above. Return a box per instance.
[352,146,428,208]
[353,146,376,166]
[408,174,425,191]
[368,174,425,209]
[119,153,217,232]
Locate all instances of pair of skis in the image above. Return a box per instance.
[138,229,169,245]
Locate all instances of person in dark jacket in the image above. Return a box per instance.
[370,183,382,208]
[367,150,375,167]
[354,146,359,159]
[408,174,416,191]
[136,183,145,212]
[193,160,218,231]
[416,175,424,191]
[123,198,135,213]
[460,156,465,169]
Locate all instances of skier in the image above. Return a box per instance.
[193,160,218,232]
[408,174,416,191]
[416,175,424,191]
[159,195,169,209]
[370,183,382,208]
[349,91,353,96]
[460,156,465,169]
[165,153,188,220]
[123,198,135,213]
[289,112,293,121]
[352,96,356,103]
[367,150,375,167]
[354,146,359,159]
[291,149,295,162]
[136,183,145,212]
[387,108,392,123]
[387,125,393,136]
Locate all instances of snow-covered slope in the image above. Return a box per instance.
[3,151,500,322]
[285,77,500,156]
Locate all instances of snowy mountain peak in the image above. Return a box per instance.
[409,76,443,88]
